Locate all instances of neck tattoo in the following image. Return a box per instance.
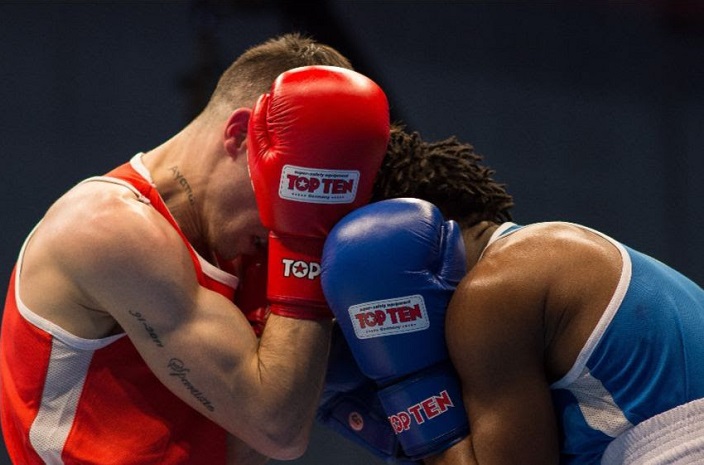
[168,166,195,205]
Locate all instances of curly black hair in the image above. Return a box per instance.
[372,126,514,227]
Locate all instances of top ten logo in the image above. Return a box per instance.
[279,165,360,204]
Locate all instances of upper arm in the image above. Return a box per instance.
[445,253,560,465]
[20,182,330,459]
[63,196,266,439]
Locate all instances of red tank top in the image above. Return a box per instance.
[1,156,238,464]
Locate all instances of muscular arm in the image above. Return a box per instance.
[438,242,560,465]
[30,188,330,460]
[428,222,625,464]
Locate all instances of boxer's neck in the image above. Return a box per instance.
[463,221,500,270]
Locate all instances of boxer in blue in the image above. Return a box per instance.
[318,127,704,465]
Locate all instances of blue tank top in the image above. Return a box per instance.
[495,223,704,464]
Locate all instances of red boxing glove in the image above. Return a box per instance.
[248,66,390,319]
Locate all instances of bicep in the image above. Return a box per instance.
[70,203,330,457]
[445,272,559,465]
[111,279,258,416]
[77,209,261,432]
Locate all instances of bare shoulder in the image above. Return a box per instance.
[465,222,620,289]
[452,221,622,321]
[483,221,617,260]
[21,180,193,337]
[448,221,622,380]
[38,180,177,273]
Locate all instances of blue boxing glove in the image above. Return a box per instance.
[317,323,419,464]
[321,198,469,461]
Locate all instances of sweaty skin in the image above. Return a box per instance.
[434,222,622,465]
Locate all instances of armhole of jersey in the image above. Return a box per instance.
[551,226,632,389]
[77,176,151,206]
[15,165,148,350]
[198,257,239,289]
[14,226,126,351]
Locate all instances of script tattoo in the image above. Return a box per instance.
[129,310,164,347]
[167,358,215,412]
[168,166,195,205]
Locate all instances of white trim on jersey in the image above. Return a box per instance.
[28,339,94,465]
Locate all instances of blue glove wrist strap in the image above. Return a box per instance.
[378,361,469,460]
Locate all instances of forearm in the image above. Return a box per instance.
[254,314,333,453]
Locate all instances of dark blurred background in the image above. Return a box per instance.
[1,1,703,463]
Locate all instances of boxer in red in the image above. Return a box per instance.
[0,34,389,465]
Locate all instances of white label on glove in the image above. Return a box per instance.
[348,295,429,339]
[279,165,360,204]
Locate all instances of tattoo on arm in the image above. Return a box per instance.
[129,310,164,347]
[168,358,216,412]
[127,311,216,412]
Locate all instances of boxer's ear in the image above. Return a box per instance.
[224,108,251,156]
